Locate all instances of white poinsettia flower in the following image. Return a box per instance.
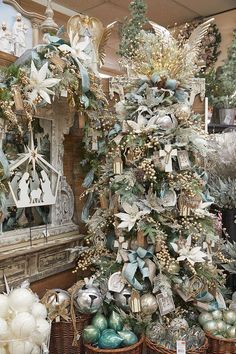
[115,202,149,231]
[171,235,208,266]
[59,30,91,62]
[127,115,158,134]
[28,61,61,104]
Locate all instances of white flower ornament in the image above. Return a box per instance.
[59,30,91,62]
[171,235,208,266]
[28,61,60,104]
[115,202,149,231]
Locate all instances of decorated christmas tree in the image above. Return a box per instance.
[78,12,232,353]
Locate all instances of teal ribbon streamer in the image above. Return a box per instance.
[75,58,90,93]
[123,247,153,291]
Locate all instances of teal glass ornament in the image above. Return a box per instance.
[83,325,100,344]
[198,312,213,326]
[223,310,236,325]
[92,313,108,332]
[98,330,123,349]
[108,311,123,331]
[212,310,223,321]
[118,330,138,346]
[203,320,217,333]
[102,329,116,335]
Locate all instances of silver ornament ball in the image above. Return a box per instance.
[156,114,178,132]
[76,285,103,314]
[114,288,131,312]
[227,326,236,338]
[203,320,218,333]
[198,312,213,326]
[212,310,223,321]
[49,289,70,306]
[140,293,158,315]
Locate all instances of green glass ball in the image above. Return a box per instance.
[203,320,218,333]
[118,330,138,346]
[223,310,236,325]
[108,311,123,331]
[83,325,100,344]
[98,330,123,349]
[227,326,236,338]
[212,310,223,321]
[198,312,213,326]
[92,313,108,332]
[216,320,227,333]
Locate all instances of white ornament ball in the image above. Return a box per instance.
[223,310,236,325]
[140,293,158,315]
[31,303,47,319]
[203,320,218,333]
[31,330,45,346]
[11,312,36,339]
[31,345,41,354]
[9,289,35,312]
[36,318,50,340]
[0,318,8,340]
[212,310,223,321]
[0,347,7,354]
[8,340,34,354]
[198,312,213,326]
[0,295,9,318]
[227,326,236,338]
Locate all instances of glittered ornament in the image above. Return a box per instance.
[212,310,223,321]
[140,293,158,315]
[76,285,103,314]
[9,288,35,312]
[108,311,123,331]
[98,330,123,349]
[203,320,217,333]
[92,313,108,332]
[198,312,213,326]
[11,312,36,339]
[31,303,47,319]
[223,310,236,325]
[170,318,189,330]
[227,325,236,338]
[118,329,138,346]
[83,325,100,344]
[114,287,131,312]
[0,294,9,318]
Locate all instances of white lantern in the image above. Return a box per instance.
[11,312,36,339]
[9,289,35,312]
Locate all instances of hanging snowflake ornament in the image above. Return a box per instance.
[8,133,60,208]
[27,61,61,105]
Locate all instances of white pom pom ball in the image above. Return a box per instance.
[0,295,9,318]
[36,318,50,340]
[8,340,34,354]
[11,312,36,339]
[31,303,47,319]
[0,318,8,340]
[9,289,35,312]
[31,330,45,346]
[31,345,41,354]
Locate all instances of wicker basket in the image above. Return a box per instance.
[49,314,91,354]
[146,337,208,354]
[84,335,144,354]
[206,332,236,354]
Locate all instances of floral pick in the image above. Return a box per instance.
[115,202,149,231]
[171,235,208,266]
[28,61,60,104]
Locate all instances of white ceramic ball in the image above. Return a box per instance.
[0,319,8,340]
[0,295,9,319]
[11,312,36,339]
[36,318,50,340]
[8,340,34,354]
[0,346,7,354]
[9,289,35,312]
[31,303,47,319]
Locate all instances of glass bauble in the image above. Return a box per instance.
[76,285,103,314]
[108,311,123,331]
[83,325,100,344]
[203,320,217,333]
[223,310,236,325]
[227,325,236,338]
[91,313,108,332]
[212,310,223,321]
[198,312,213,326]
[98,330,123,349]
[146,322,166,343]
[114,288,131,312]
[216,320,227,333]
[140,293,158,315]
[118,329,138,346]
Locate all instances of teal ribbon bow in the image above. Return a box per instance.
[122,246,153,291]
